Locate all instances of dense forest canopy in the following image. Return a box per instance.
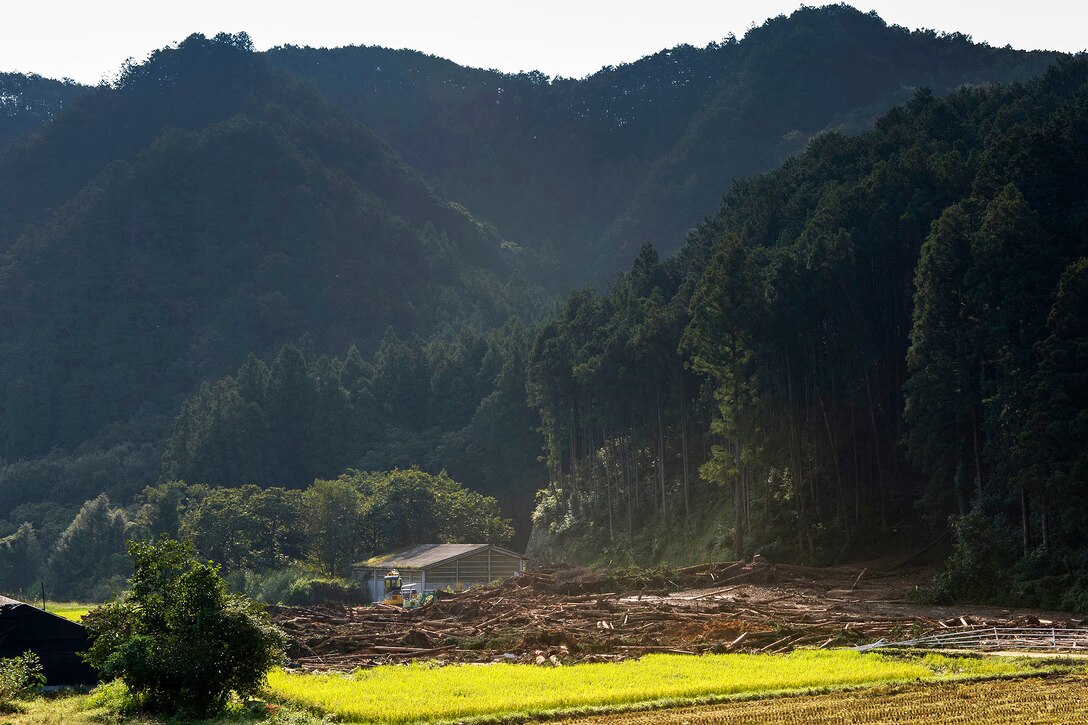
[0,6,1083,608]
[527,59,1088,608]
[0,72,87,147]
[0,33,542,461]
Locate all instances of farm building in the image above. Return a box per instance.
[0,595,97,686]
[352,544,531,602]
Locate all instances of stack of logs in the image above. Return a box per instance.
[269,560,1083,671]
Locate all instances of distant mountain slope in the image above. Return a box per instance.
[0,34,541,460]
[0,34,282,246]
[266,40,725,285]
[267,5,1064,282]
[597,5,1068,270]
[0,72,88,148]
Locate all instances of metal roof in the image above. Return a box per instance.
[353,543,530,570]
[0,594,23,608]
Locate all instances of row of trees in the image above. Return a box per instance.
[526,242,712,561]
[144,470,512,577]
[162,323,544,531]
[0,469,512,600]
[528,59,1088,605]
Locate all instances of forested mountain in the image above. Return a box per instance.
[0,72,88,148]
[0,33,544,546]
[268,5,1062,282]
[527,59,1088,607]
[0,33,538,458]
[0,6,1079,604]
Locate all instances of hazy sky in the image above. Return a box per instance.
[3,1,1084,85]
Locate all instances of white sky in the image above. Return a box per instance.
[2,1,1085,85]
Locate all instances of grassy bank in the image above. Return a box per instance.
[266,651,1031,724]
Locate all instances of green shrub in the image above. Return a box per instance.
[926,510,1018,604]
[82,539,285,718]
[282,577,364,605]
[224,567,303,604]
[0,651,45,706]
[222,568,365,605]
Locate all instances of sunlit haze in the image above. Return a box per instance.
[3,0,1085,84]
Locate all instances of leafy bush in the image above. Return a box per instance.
[1060,581,1088,613]
[224,567,304,604]
[0,651,45,706]
[1008,546,1088,612]
[282,577,365,606]
[223,568,365,605]
[926,510,1018,604]
[83,539,285,717]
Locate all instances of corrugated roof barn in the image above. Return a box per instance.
[351,544,530,602]
[0,595,97,686]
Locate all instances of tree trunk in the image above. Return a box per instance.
[972,407,984,497]
[680,375,690,521]
[1041,497,1050,552]
[623,432,633,539]
[656,389,666,517]
[864,369,887,531]
[734,452,745,559]
[1020,486,1031,557]
[786,358,805,553]
[604,429,614,540]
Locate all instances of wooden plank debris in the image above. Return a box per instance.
[269,560,1085,671]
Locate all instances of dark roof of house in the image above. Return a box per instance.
[353,543,530,570]
[0,595,98,686]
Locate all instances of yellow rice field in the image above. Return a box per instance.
[266,651,1025,724]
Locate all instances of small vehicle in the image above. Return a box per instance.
[378,572,440,608]
[382,570,403,606]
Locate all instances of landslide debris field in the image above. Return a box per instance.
[269,561,1085,671]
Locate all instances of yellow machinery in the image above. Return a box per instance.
[382,569,403,606]
[379,569,439,608]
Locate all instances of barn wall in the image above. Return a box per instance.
[353,547,529,597]
[423,549,526,591]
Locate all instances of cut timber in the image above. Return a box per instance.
[268,561,1085,671]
